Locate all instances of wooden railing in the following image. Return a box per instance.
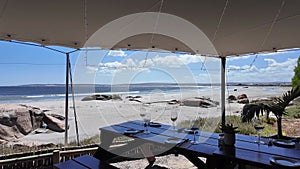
[0,146,98,169]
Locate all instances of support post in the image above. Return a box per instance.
[52,150,60,164]
[65,53,70,146]
[221,56,226,131]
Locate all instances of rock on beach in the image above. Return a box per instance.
[181,97,219,108]
[42,113,66,132]
[0,104,66,143]
[227,94,249,104]
[82,94,122,101]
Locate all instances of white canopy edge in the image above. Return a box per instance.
[0,0,299,57]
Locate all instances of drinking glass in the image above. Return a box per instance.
[140,104,151,134]
[139,106,146,124]
[254,118,265,145]
[170,106,178,131]
[190,126,200,144]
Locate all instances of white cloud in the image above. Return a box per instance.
[108,50,127,57]
[227,58,297,82]
[227,51,290,61]
[95,54,219,77]
[228,51,296,61]
[96,62,125,74]
[178,54,203,64]
[125,58,137,67]
[227,65,241,70]
[227,65,258,73]
[151,55,182,67]
[264,58,296,68]
[135,54,208,68]
[138,58,155,68]
[86,65,98,73]
[100,61,125,68]
[227,55,252,61]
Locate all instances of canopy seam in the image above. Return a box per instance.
[250,0,285,69]
[143,0,164,68]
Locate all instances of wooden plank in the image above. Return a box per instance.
[184,143,217,156]
[234,141,300,159]
[59,147,98,156]
[213,146,300,168]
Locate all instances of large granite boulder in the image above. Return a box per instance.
[42,113,66,132]
[82,94,113,101]
[238,98,250,104]
[112,94,122,100]
[227,95,237,101]
[15,108,33,135]
[250,97,273,104]
[0,104,65,142]
[182,97,218,108]
[31,110,44,129]
[0,123,22,142]
[237,94,249,104]
[237,94,248,99]
[81,95,98,101]
[0,111,17,127]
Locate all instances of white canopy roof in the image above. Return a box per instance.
[0,0,300,56]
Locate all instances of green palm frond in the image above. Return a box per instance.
[266,86,300,117]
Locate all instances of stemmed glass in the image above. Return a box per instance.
[254,118,265,145]
[190,126,200,144]
[170,106,178,131]
[140,104,151,134]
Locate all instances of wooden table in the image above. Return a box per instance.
[97,120,300,169]
[213,134,300,168]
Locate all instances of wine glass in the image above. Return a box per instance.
[254,118,265,145]
[139,106,146,124]
[140,104,151,134]
[170,106,178,131]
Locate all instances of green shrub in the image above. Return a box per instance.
[178,115,277,136]
[285,107,300,118]
[263,117,276,124]
[178,116,220,133]
[69,134,100,146]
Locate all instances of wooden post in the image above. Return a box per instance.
[52,150,60,165]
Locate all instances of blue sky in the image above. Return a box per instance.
[0,41,299,86]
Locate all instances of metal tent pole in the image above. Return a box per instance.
[64,53,70,146]
[221,56,226,131]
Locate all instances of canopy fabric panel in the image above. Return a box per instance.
[0,0,300,56]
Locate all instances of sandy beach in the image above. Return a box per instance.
[3,86,289,144]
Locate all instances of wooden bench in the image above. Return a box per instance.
[54,155,118,169]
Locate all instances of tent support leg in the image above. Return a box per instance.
[221,56,226,131]
[65,53,70,146]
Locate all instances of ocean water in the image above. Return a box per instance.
[0,84,210,104]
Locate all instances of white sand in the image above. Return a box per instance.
[12,86,290,144]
